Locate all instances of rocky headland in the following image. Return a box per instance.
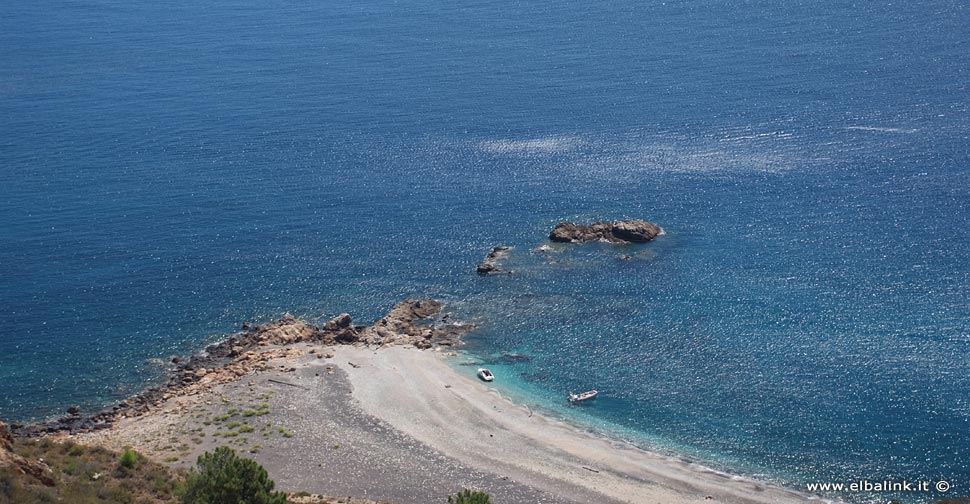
[11,299,472,438]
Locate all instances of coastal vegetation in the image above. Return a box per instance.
[177,447,287,504]
[119,446,139,473]
[1,437,180,504]
[5,416,970,504]
[1,438,401,504]
[448,489,492,504]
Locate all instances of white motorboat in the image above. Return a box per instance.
[568,390,598,403]
[477,368,494,382]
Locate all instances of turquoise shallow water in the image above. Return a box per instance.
[2,1,969,502]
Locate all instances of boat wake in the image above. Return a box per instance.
[845,125,918,134]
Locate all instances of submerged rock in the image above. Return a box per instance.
[476,246,512,275]
[476,262,499,274]
[488,352,532,365]
[549,219,662,244]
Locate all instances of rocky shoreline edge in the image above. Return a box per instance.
[11,299,473,438]
[1,218,835,504]
[13,217,665,437]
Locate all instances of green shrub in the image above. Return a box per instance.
[67,443,86,457]
[118,447,139,473]
[151,473,175,498]
[2,438,182,504]
[448,489,492,504]
[62,459,80,476]
[176,447,287,504]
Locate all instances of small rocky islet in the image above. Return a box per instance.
[548,219,662,244]
[475,245,513,275]
[476,218,663,274]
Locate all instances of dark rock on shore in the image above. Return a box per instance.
[476,246,512,275]
[549,219,662,244]
[323,313,359,343]
[358,299,473,349]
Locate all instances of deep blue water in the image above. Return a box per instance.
[2,1,969,502]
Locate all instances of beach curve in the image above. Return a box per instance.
[60,302,830,504]
[334,345,819,504]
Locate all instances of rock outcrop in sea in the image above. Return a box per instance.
[12,299,473,437]
[476,246,512,275]
[549,219,662,244]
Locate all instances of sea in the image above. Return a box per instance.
[1,1,968,502]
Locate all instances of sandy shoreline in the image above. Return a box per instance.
[336,346,817,504]
[74,340,822,504]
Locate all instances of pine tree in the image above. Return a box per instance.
[448,489,492,504]
[177,446,287,504]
